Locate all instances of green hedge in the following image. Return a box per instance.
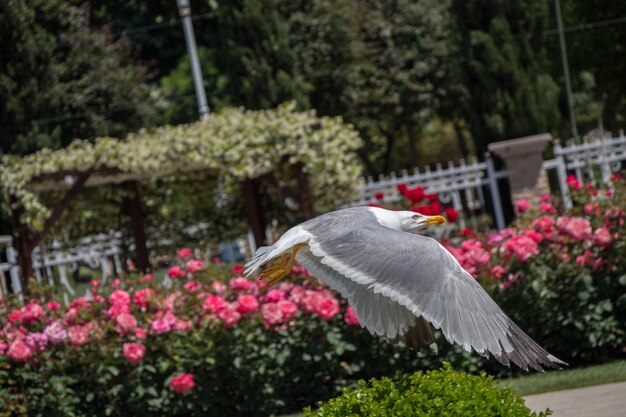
[304,364,551,417]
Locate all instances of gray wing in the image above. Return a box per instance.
[301,216,566,371]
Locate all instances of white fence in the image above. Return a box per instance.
[348,156,507,230]
[349,133,626,228]
[1,234,124,302]
[545,132,626,208]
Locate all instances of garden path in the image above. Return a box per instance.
[523,381,626,417]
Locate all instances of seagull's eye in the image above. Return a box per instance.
[412,215,420,220]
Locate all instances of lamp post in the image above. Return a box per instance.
[176,0,210,120]
[554,0,578,142]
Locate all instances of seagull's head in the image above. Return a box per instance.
[400,211,446,232]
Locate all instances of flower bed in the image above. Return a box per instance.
[1,175,624,415]
[443,174,626,363]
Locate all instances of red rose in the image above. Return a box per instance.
[444,207,459,223]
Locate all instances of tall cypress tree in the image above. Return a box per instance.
[452,0,559,155]
[211,0,309,110]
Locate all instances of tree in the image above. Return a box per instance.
[553,0,626,135]
[158,0,310,124]
[0,0,156,156]
[451,0,560,155]
[282,0,456,175]
[208,0,309,110]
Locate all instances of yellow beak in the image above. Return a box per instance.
[423,215,446,226]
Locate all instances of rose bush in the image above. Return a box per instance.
[442,174,626,363]
[0,255,455,416]
[1,174,624,415]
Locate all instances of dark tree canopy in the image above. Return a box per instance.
[0,0,156,156]
[451,0,560,155]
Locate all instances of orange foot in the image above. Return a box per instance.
[259,244,304,285]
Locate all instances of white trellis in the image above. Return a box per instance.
[348,155,507,230]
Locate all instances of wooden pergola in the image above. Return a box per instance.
[8,163,317,290]
[1,106,362,290]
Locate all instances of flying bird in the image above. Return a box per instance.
[245,206,567,372]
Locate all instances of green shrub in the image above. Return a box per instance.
[304,363,551,417]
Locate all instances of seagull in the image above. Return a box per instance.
[245,206,567,372]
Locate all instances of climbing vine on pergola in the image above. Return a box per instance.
[1,104,363,287]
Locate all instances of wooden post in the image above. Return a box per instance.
[31,173,90,247]
[243,178,267,248]
[292,163,315,220]
[8,201,33,291]
[124,181,149,272]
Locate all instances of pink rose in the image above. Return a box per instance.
[203,295,228,314]
[210,281,227,295]
[503,235,539,262]
[564,217,592,240]
[566,175,581,191]
[539,202,557,214]
[109,290,131,306]
[532,216,555,234]
[135,327,147,339]
[344,306,359,326]
[140,273,155,283]
[230,277,251,291]
[516,198,530,213]
[218,307,241,328]
[21,303,45,324]
[44,321,67,344]
[151,318,172,334]
[25,332,49,352]
[91,279,101,287]
[289,286,306,304]
[522,229,543,243]
[112,279,121,288]
[174,319,193,331]
[122,342,145,365]
[277,300,298,321]
[133,288,155,309]
[7,309,22,323]
[163,292,181,311]
[184,281,202,293]
[300,290,321,313]
[45,300,62,311]
[236,295,259,315]
[177,248,193,259]
[68,325,90,346]
[315,297,340,320]
[107,303,131,319]
[262,289,286,303]
[261,303,284,325]
[593,227,612,247]
[7,340,33,361]
[186,260,204,274]
[116,313,137,335]
[490,265,506,279]
[170,373,195,394]
[167,265,186,279]
[539,193,551,203]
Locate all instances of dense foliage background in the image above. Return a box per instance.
[2,0,624,166]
